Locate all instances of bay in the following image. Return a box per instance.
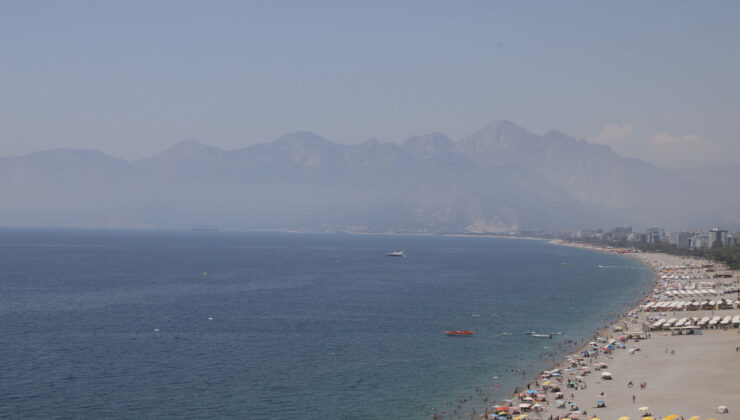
[0,229,653,419]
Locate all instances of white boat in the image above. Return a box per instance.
[386,251,405,257]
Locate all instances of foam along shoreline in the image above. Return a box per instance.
[478,245,740,420]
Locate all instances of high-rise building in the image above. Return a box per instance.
[669,231,692,248]
[709,227,728,247]
[646,228,665,243]
[611,226,632,241]
[689,232,711,249]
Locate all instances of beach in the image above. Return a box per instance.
[479,248,740,420]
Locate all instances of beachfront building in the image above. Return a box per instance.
[646,227,665,243]
[669,231,692,248]
[611,226,632,241]
[627,232,646,243]
[689,232,711,249]
[709,227,728,247]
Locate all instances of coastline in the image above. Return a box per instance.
[474,241,740,420]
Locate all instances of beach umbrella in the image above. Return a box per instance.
[638,406,650,411]
[643,417,655,420]
[526,389,536,394]
[543,380,551,385]
[618,417,631,420]
[663,416,680,420]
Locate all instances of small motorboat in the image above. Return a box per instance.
[532,333,553,339]
[386,251,406,257]
[445,330,475,336]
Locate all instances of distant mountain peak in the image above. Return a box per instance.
[273,131,332,147]
[151,138,226,162]
[402,132,455,159]
[359,137,381,146]
[469,121,535,143]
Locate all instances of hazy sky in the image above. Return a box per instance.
[2,1,739,165]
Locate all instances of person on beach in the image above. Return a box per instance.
[632,394,636,403]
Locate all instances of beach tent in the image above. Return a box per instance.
[600,372,612,379]
[717,405,728,413]
[639,406,650,411]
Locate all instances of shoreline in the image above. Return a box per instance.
[473,242,740,420]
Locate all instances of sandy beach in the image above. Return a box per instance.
[478,248,740,420]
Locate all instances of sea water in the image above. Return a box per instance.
[0,229,653,419]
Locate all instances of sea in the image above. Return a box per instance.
[0,229,654,419]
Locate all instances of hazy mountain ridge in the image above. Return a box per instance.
[1,122,736,231]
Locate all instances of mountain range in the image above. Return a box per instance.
[1,121,738,232]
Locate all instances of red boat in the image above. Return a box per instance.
[445,330,475,336]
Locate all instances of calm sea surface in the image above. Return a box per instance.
[0,229,653,419]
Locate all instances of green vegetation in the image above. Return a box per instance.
[571,238,740,270]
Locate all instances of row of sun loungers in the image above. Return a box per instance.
[663,289,718,297]
[651,315,740,330]
[642,299,737,311]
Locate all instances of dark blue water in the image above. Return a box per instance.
[0,229,653,419]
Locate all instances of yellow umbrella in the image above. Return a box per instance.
[543,380,551,385]
[619,417,631,420]
[663,416,680,420]
[643,417,655,420]
[514,416,528,420]
[687,417,701,420]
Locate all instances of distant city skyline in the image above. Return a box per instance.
[2,1,740,166]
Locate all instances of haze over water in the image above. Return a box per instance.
[0,229,653,419]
